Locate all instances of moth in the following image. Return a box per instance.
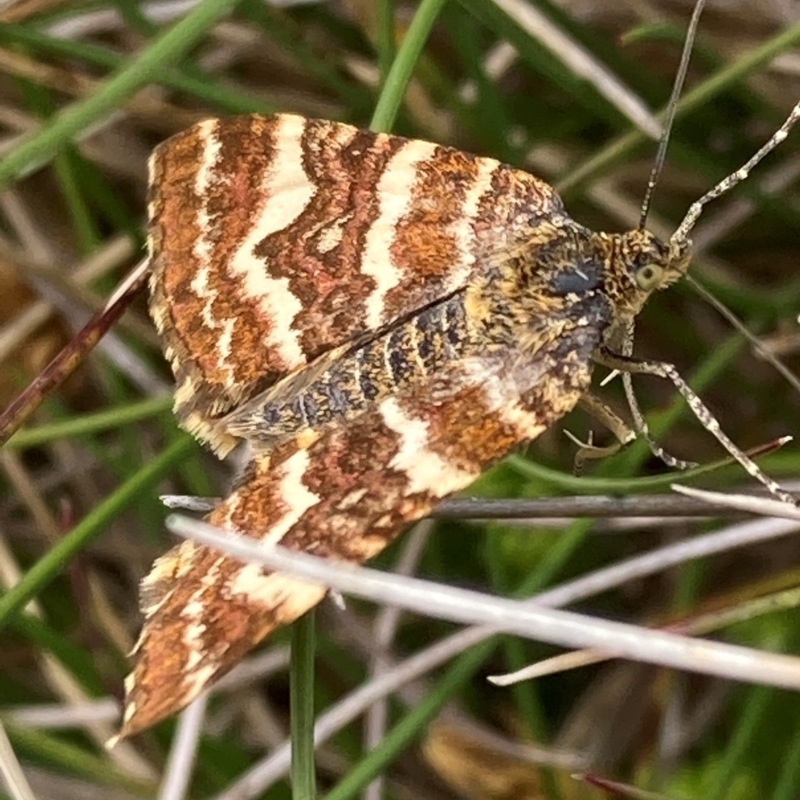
[117,102,798,739]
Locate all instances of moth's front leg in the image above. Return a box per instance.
[594,346,796,504]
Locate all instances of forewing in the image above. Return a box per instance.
[147,113,567,454]
[118,328,597,739]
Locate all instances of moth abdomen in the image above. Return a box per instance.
[223,293,473,448]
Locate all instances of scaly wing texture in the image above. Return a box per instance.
[147,113,567,454]
[118,327,598,738]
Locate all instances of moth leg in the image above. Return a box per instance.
[620,370,698,471]
[594,346,796,505]
[566,393,637,475]
[603,322,697,471]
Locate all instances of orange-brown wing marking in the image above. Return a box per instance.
[147,113,567,454]
[118,327,596,739]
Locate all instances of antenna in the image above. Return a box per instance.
[623,0,708,470]
[638,0,707,230]
[670,99,800,247]
[687,275,800,396]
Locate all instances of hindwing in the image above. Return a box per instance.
[119,326,598,738]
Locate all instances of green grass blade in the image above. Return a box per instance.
[291,611,318,800]
[369,0,448,132]
[0,0,246,189]
[6,397,173,450]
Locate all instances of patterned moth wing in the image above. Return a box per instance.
[148,114,568,457]
[121,332,594,738]
[120,113,691,739]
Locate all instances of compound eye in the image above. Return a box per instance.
[635,263,664,291]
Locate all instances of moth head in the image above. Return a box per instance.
[605,228,692,320]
